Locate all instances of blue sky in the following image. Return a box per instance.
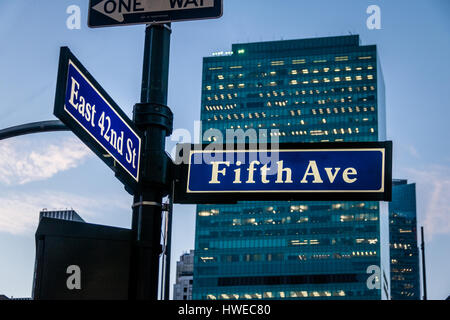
[0,0,449,299]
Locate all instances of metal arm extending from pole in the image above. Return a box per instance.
[0,120,68,141]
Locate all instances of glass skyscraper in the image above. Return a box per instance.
[193,35,390,300]
[389,179,421,299]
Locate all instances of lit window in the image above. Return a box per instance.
[335,56,348,61]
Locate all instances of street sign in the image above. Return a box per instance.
[173,142,392,203]
[54,47,141,191]
[88,0,223,28]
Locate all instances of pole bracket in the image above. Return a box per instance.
[132,201,161,208]
[133,103,173,136]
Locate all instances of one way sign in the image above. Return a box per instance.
[88,0,223,27]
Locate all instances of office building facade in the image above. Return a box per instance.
[193,35,389,300]
[389,180,420,299]
[173,250,195,300]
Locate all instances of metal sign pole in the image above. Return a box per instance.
[129,23,172,300]
[0,120,68,141]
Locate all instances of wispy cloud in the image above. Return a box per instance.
[0,191,130,235]
[396,142,421,160]
[406,145,420,159]
[402,164,450,240]
[0,138,91,185]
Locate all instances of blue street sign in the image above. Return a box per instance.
[173,142,392,203]
[54,47,141,189]
[188,150,384,192]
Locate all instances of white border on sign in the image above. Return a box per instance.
[186,148,385,193]
[64,59,141,182]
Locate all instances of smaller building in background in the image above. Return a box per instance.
[173,250,194,300]
[39,209,84,222]
[32,208,85,298]
[389,179,421,300]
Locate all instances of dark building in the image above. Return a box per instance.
[389,179,421,299]
[32,208,85,298]
[193,35,390,300]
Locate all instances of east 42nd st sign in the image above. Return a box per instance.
[54,47,141,192]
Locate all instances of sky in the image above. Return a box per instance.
[0,0,449,299]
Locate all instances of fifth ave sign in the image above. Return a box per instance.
[88,0,223,27]
[173,142,393,204]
